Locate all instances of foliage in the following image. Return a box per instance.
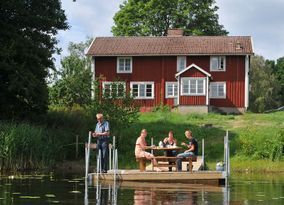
[249,55,281,112]
[274,57,284,105]
[0,121,62,170]
[1,110,283,171]
[0,0,68,120]
[112,0,228,36]
[87,80,140,138]
[237,127,283,161]
[49,38,92,107]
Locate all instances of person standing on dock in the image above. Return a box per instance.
[176,130,198,172]
[93,113,110,173]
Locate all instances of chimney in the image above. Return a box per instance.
[236,41,243,50]
[167,28,184,37]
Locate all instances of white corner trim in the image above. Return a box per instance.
[175,63,211,77]
[177,76,180,105]
[206,77,209,105]
[91,57,95,100]
[245,55,249,108]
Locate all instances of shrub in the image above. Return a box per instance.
[237,127,283,161]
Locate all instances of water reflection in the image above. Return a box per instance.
[0,173,283,204]
[87,180,230,205]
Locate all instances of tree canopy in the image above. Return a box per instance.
[274,57,284,105]
[49,39,93,108]
[0,0,68,120]
[112,0,228,36]
[249,55,281,113]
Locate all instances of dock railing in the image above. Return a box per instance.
[85,134,118,181]
[224,130,230,185]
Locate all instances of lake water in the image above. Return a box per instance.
[0,173,283,204]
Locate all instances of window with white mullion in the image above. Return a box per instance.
[197,79,204,94]
[210,56,226,71]
[131,82,154,99]
[181,78,205,96]
[102,82,126,98]
[117,57,132,73]
[177,56,187,72]
[210,82,226,99]
[166,82,178,98]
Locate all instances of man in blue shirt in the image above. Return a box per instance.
[176,130,198,172]
[93,113,110,173]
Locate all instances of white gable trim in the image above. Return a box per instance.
[175,63,211,78]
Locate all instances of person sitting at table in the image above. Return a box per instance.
[135,129,161,172]
[163,130,177,171]
[176,130,198,172]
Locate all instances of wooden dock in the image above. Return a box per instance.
[90,170,225,186]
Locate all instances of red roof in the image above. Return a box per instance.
[87,36,253,56]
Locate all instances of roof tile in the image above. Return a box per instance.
[87,36,253,56]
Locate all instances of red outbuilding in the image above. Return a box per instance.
[87,29,253,113]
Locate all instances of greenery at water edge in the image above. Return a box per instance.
[1,107,283,171]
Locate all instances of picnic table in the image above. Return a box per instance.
[136,146,197,172]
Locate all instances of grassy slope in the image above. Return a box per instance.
[117,111,284,172]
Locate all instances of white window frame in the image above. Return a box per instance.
[210,56,226,71]
[130,82,154,99]
[210,82,226,99]
[117,57,132,73]
[165,82,178,98]
[102,81,126,98]
[177,56,187,72]
[181,77,206,96]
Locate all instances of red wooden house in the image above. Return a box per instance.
[87,29,253,113]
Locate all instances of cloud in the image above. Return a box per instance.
[54,0,124,66]
[216,0,284,60]
[54,0,284,67]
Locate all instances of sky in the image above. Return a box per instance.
[55,0,284,65]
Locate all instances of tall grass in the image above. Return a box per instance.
[0,106,94,171]
[0,122,61,170]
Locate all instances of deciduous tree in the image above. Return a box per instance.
[112,0,228,36]
[274,57,284,105]
[0,0,68,119]
[49,39,92,107]
[249,55,281,112]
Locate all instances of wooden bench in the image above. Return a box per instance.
[153,156,197,172]
[136,157,147,172]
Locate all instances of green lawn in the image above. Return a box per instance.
[117,111,284,172]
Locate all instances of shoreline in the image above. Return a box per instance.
[1,159,283,175]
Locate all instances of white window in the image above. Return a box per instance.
[210,56,226,71]
[181,77,205,96]
[117,57,132,73]
[130,82,154,99]
[102,82,126,98]
[166,82,178,98]
[177,56,187,72]
[210,82,226,99]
